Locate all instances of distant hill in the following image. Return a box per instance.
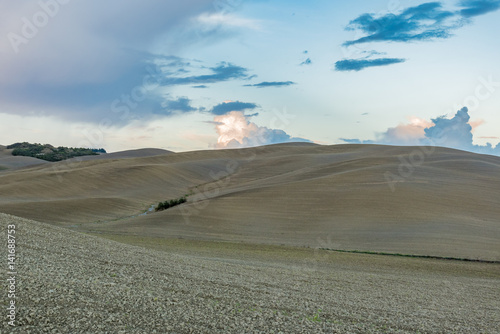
[65,148,173,162]
[0,145,49,170]
[7,142,106,162]
[0,145,172,171]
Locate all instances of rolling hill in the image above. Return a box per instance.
[0,143,499,260]
[3,212,498,333]
[0,145,49,170]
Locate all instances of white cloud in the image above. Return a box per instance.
[213,111,311,148]
[196,12,262,30]
[342,108,500,155]
[376,117,434,145]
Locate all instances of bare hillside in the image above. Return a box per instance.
[0,143,499,260]
[1,213,498,333]
[0,145,48,170]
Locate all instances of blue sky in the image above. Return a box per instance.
[0,0,499,154]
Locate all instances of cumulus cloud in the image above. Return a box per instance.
[379,117,435,145]
[425,107,500,155]
[340,117,431,145]
[424,107,473,149]
[209,101,258,115]
[244,81,296,88]
[335,58,406,71]
[214,111,311,148]
[341,107,499,155]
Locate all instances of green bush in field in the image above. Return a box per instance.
[155,196,187,212]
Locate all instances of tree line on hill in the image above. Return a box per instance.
[7,142,106,162]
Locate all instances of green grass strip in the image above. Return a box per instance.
[320,248,500,264]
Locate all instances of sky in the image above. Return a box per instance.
[0,0,499,155]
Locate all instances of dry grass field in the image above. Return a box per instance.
[1,143,499,260]
[1,213,499,333]
[1,143,499,332]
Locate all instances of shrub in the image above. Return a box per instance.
[155,196,187,212]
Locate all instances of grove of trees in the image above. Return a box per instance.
[7,142,106,162]
[155,196,187,212]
